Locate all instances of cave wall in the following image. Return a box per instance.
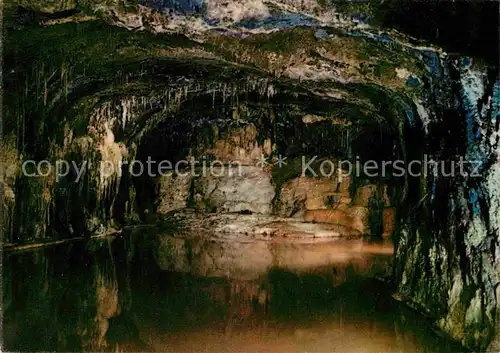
[394,58,500,351]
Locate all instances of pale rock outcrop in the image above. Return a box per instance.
[195,166,275,214]
[156,166,275,215]
[204,0,270,24]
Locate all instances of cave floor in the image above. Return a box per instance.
[163,210,367,240]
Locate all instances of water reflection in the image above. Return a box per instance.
[154,235,393,281]
[3,231,467,352]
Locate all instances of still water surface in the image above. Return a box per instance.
[3,231,467,352]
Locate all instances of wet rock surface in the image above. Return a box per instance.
[165,211,362,239]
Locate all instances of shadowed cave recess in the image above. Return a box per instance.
[1,1,500,352]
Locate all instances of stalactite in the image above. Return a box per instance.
[121,99,128,129]
[267,84,276,98]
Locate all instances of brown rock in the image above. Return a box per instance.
[303,206,369,234]
[353,185,377,207]
[382,208,396,238]
[383,185,391,207]
[277,176,352,217]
